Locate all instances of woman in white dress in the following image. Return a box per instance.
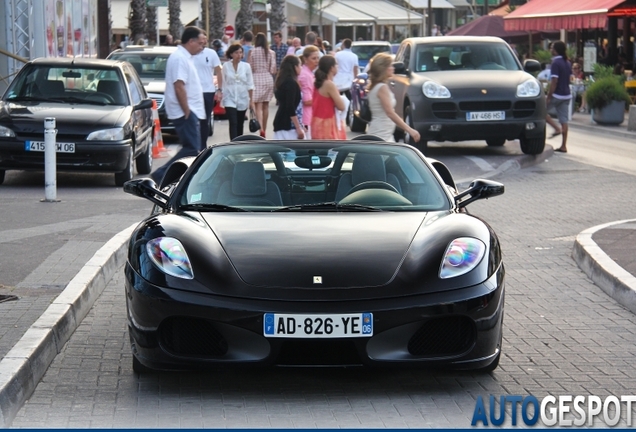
[366,53,420,143]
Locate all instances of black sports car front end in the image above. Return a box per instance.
[123,138,505,372]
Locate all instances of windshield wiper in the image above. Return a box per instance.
[275,202,382,212]
[6,96,64,103]
[180,203,250,212]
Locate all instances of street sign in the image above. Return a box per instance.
[147,0,168,6]
[225,25,235,38]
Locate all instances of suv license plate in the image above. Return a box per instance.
[25,141,75,153]
[263,313,373,338]
[466,111,505,121]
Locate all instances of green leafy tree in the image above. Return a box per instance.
[129,0,147,43]
[235,0,254,39]
[208,0,227,40]
[146,6,158,45]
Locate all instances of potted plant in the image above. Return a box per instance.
[585,73,631,125]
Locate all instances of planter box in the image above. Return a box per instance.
[592,100,626,125]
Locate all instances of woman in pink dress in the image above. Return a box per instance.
[298,45,320,139]
[311,55,346,140]
[248,32,276,137]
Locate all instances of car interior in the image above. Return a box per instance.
[179,142,450,211]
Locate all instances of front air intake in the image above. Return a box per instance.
[159,317,228,357]
[407,316,475,356]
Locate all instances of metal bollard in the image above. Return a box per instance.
[43,117,58,202]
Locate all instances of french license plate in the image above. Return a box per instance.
[25,141,75,153]
[466,111,505,121]
[263,313,373,338]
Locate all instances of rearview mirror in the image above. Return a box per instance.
[393,62,406,75]
[294,155,332,170]
[62,70,81,78]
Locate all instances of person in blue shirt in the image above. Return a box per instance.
[545,41,572,153]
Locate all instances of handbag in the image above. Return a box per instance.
[358,99,372,123]
[248,108,261,133]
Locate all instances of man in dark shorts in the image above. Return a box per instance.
[545,41,572,153]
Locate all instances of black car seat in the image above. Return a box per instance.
[39,80,65,98]
[335,153,402,201]
[217,161,283,206]
[128,59,144,75]
[461,53,474,69]
[437,56,451,70]
[97,80,127,104]
[417,51,437,72]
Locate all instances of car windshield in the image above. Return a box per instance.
[351,44,392,62]
[4,64,128,105]
[414,42,521,72]
[176,142,451,212]
[108,52,169,79]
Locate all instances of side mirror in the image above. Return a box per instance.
[135,98,154,110]
[123,178,170,208]
[393,61,407,75]
[523,59,541,73]
[455,179,504,208]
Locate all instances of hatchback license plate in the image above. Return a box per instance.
[263,313,373,338]
[25,141,75,153]
[466,111,505,121]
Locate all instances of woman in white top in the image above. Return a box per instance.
[366,53,420,144]
[221,43,255,139]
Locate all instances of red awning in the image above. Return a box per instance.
[504,0,628,31]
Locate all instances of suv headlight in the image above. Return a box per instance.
[0,125,15,137]
[422,81,451,98]
[86,127,124,141]
[516,79,541,97]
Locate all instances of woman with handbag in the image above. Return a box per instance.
[273,55,304,140]
[366,53,420,143]
[248,33,276,138]
[221,43,255,140]
[310,55,346,140]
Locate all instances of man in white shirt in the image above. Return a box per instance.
[193,40,223,150]
[295,32,323,57]
[152,26,207,185]
[333,38,359,100]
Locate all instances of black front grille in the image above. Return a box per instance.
[159,317,228,357]
[459,101,511,111]
[407,316,475,357]
[512,100,537,118]
[432,102,457,119]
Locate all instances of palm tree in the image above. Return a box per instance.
[305,0,317,35]
[210,0,226,40]
[169,0,184,41]
[129,0,147,43]
[317,0,335,36]
[269,0,287,34]
[235,0,254,39]
[146,6,158,45]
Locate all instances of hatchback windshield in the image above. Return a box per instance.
[4,65,128,105]
[177,142,450,212]
[351,44,392,62]
[108,53,170,80]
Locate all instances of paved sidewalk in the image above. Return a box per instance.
[1,113,635,427]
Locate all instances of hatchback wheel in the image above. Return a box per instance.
[115,147,134,186]
[135,141,153,175]
[519,136,546,155]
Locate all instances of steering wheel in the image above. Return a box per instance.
[346,181,399,196]
[86,92,115,103]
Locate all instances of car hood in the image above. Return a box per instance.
[0,101,129,134]
[414,70,536,94]
[202,212,425,288]
[142,80,166,94]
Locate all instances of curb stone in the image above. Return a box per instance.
[572,219,636,315]
[0,223,136,428]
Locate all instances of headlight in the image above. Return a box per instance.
[0,125,15,137]
[146,237,194,279]
[439,237,486,279]
[86,127,125,141]
[422,81,451,98]
[516,79,541,97]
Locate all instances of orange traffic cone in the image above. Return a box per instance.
[151,99,166,158]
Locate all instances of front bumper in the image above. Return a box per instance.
[410,97,546,143]
[125,263,505,371]
[0,139,132,172]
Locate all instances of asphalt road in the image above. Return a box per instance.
[4,116,636,427]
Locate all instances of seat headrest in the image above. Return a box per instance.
[232,162,267,196]
[352,153,386,185]
[97,80,125,104]
[418,51,437,71]
[437,56,450,70]
[40,80,64,96]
